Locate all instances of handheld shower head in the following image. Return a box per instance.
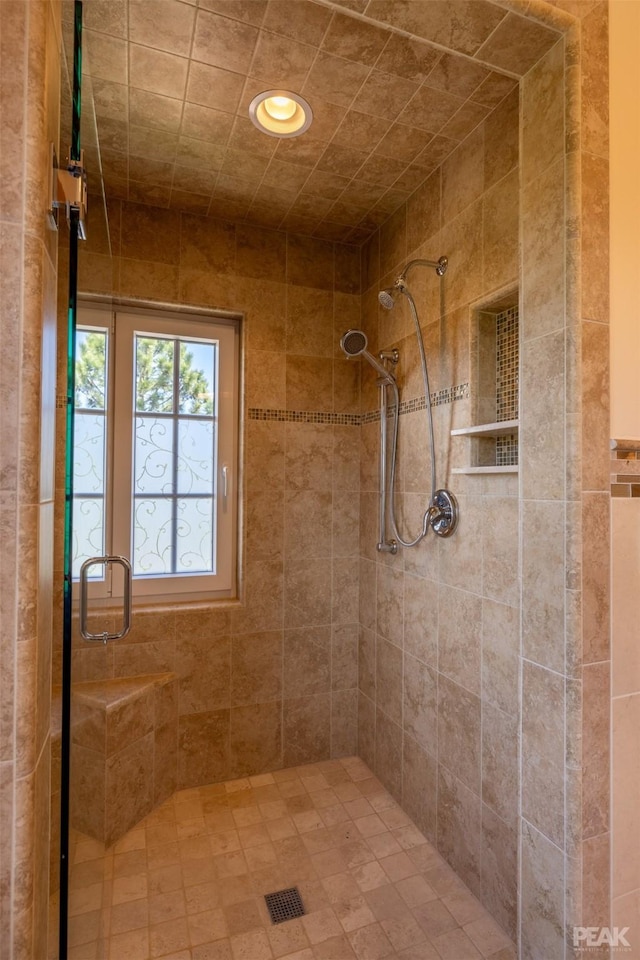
[340,329,396,382]
[340,328,368,357]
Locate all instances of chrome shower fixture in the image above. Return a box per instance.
[339,329,396,382]
[378,288,397,310]
[378,256,448,309]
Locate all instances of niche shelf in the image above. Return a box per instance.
[453,292,519,474]
[451,418,519,438]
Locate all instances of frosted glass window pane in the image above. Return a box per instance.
[179,341,215,415]
[135,336,174,413]
[74,412,105,495]
[133,498,172,574]
[177,420,214,494]
[72,498,104,578]
[75,330,107,409]
[134,417,174,495]
[176,498,214,573]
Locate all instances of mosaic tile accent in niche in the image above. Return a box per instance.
[496,306,519,422]
[496,306,519,466]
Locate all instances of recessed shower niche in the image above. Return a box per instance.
[452,291,520,473]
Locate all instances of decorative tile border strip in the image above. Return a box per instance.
[248,408,361,425]
[248,383,469,427]
[611,438,640,497]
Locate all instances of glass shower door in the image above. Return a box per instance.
[56,2,129,955]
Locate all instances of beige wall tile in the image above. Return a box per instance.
[522,662,565,847]
[358,626,376,703]
[438,586,481,695]
[521,499,565,673]
[178,709,230,789]
[332,557,360,624]
[106,733,155,844]
[483,87,518,193]
[482,168,519,293]
[481,600,519,719]
[581,3,609,160]
[286,356,333,412]
[358,694,376,770]
[376,637,402,727]
[442,126,484,225]
[402,734,437,844]
[582,832,610,930]
[375,709,402,801]
[612,889,640,954]
[520,331,565,501]
[521,160,565,342]
[481,703,518,826]
[284,628,331,699]
[438,676,481,794]
[230,701,282,778]
[581,154,610,322]
[403,575,438,669]
[283,694,330,767]
[331,688,358,757]
[376,563,403,648]
[520,820,565,960]
[437,766,481,898]
[177,633,230,715]
[522,39,565,186]
[582,492,610,666]
[612,501,640,698]
[231,632,283,707]
[613,693,640,899]
[331,623,358,692]
[284,557,332,629]
[403,655,437,756]
[480,805,517,941]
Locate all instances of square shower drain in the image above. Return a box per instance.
[264,887,305,924]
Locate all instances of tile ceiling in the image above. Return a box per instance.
[75,0,560,244]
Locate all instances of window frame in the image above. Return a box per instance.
[75,301,240,604]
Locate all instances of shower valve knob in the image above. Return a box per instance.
[429,490,458,538]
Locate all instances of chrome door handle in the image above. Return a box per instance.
[79,555,132,643]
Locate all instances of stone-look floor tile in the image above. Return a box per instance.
[230,928,274,959]
[73,758,515,960]
[193,939,233,960]
[107,926,149,960]
[347,921,394,959]
[313,934,356,959]
[396,941,440,959]
[149,915,190,957]
[464,913,514,956]
[430,926,483,959]
[302,907,343,944]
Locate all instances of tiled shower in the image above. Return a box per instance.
[1,1,615,958]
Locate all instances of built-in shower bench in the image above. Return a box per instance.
[70,672,178,845]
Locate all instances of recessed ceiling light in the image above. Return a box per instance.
[249,90,313,139]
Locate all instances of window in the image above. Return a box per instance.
[73,305,239,600]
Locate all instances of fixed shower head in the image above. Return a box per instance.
[340,328,368,357]
[378,288,396,310]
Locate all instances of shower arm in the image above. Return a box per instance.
[396,257,448,286]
